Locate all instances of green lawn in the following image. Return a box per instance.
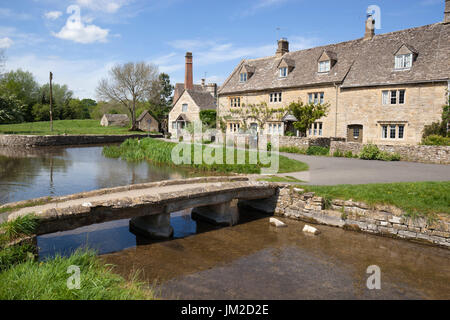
[300,181,450,218]
[258,175,304,183]
[103,138,309,175]
[0,215,154,300]
[0,120,148,135]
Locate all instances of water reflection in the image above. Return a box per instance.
[0,145,194,204]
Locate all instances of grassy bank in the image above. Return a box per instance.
[0,120,148,135]
[103,138,309,174]
[300,181,450,218]
[0,215,155,300]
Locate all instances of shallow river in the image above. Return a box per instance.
[1,145,449,299]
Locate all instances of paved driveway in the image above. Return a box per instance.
[280,153,450,185]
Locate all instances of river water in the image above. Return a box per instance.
[1,145,449,299]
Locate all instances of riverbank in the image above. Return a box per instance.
[0,120,149,135]
[103,138,309,174]
[0,216,155,300]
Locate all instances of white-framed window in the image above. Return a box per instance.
[279,67,288,78]
[318,60,331,73]
[268,123,283,135]
[309,122,323,136]
[381,124,406,140]
[172,122,177,129]
[269,92,282,103]
[230,97,241,108]
[240,73,247,82]
[395,53,413,69]
[308,92,324,104]
[182,104,188,112]
[382,90,406,105]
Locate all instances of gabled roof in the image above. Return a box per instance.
[318,50,337,62]
[219,22,450,94]
[186,90,216,110]
[394,43,418,56]
[102,114,129,121]
[136,110,158,122]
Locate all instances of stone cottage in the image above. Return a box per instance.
[100,114,129,127]
[168,52,217,138]
[136,111,159,132]
[217,1,450,145]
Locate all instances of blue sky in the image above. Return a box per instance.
[0,0,447,99]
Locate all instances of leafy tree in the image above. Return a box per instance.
[288,100,329,136]
[0,94,24,124]
[0,69,39,122]
[147,73,174,132]
[31,103,50,121]
[65,99,91,119]
[97,62,159,130]
[37,83,73,120]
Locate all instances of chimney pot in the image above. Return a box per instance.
[276,38,289,57]
[364,16,375,40]
[445,0,450,23]
[185,52,193,90]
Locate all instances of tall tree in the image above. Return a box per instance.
[35,83,73,121]
[0,69,39,121]
[288,100,329,137]
[148,73,174,132]
[96,62,159,130]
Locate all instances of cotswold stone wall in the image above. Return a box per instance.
[245,185,449,248]
[0,134,162,147]
[278,136,345,149]
[330,141,450,164]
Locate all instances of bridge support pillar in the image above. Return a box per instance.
[191,199,239,226]
[129,213,173,239]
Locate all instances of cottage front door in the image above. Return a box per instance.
[347,125,363,143]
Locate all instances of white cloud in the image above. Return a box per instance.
[52,5,109,44]
[45,11,62,20]
[240,0,288,17]
[0,37,13,49]
[76,0,133,13]
[5,54,117,99]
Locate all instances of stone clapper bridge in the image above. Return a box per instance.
[2,177,279,240]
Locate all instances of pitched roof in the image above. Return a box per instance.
[173,83,205,104]
[186,90,216,110]
[219,22,450,94]
[136,110,158,122]
[102,114,129,121]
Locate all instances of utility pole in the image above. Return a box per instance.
[49,72,53,132]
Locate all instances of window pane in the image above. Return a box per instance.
[390,91,397,104]
[314,93,318,104]
[390,125,396,139]
[308,93,313,103]
[382,91,389,105]
[399,90,405,104]
[398,125,404,139]
[382,125,387,138]
[279,93,282,102]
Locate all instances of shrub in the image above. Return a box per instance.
[306,146,330,156]
[421,135,450,146]
[359,144,380,160]
[377,151,401,161]
[345,151,356,158]
[199,110,217,128]
[267,142,272,152]
[333,149,344,157]
[280,146,307,154]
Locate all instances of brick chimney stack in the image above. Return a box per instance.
[445,0,450,23]
[276,38,289,57]
[364,15,375,40]
[185,52,193,90]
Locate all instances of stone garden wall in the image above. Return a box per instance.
[330,141,450,164]
[0,134,162,147]
[278,136,345,149]
[245,185,450,248]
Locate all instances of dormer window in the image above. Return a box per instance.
[279,67,288,78]
[395,53,413,70]
[318,60,330,73]
[240,73,247,82]
[394,44,417,70]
